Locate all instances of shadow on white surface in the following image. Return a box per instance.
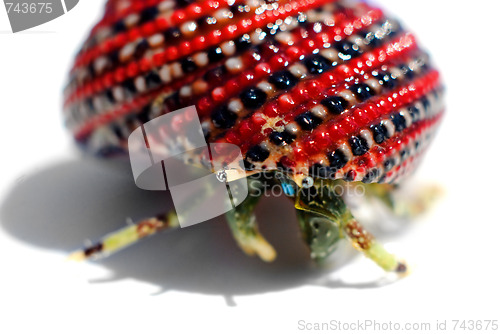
[0,157,405,303]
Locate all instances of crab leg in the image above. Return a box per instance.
[68,212,179,261]
[295,180,407,273]
[359,182,443,218]
[225,177,277,262]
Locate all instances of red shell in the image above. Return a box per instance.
[64,0,444,184]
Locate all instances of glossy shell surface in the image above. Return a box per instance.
[64,0,444,184]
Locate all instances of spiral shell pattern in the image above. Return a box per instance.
[64,0,444,184]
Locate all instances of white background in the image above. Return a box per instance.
[1,1,499,333]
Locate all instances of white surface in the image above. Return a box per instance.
[1,1,499,333]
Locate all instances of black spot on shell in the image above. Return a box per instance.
[400,64,415,80]
[303,55,331,75]
[349,136,370,156]
[113,20,127,33]
[321,96,349,115]
[371,123,389,144]
[197,16,210,28]
[373,71,397,89]
[384,158,396,171]
[335,40,362,60]
[207,47,224,63]
[109,50,120,64]
[350,83,375,101]
[270,131,296,146]
[328,150,348,171]
[421,96,431,113]
[177,0,195,7]
[400,148,410,160]
[135,39,150,59]
[166,91,180,108]
[235,35,252,52]
[181,57,197,74]
[139,7,159,24]
[269,71,298,90]
[360,30,383,47]
[137,106,151,124]
[391,113,407,132]
[87,62,96,78]
[145,72,162,88]
[204,66,226,83]
[246,145,270,162]
[105,90,115,103]
[110,124,124,140]
[240,87,267,109]
[86,99,95,114]
[123,79,137,94]
[164,27,181,41]
[408,106,421,122]
[211,106,237,129]
[362,169,380,183]
[295,112,322,131]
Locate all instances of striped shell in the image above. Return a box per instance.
[64,0,444,184]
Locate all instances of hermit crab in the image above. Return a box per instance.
[64,0,444,274]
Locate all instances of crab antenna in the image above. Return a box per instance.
[68,212,179,261]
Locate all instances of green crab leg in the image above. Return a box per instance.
[69,158,223,262]
[68,212,179,261]
[359,182,443,218]
[225,177,277,262]
[295,180,407,273]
